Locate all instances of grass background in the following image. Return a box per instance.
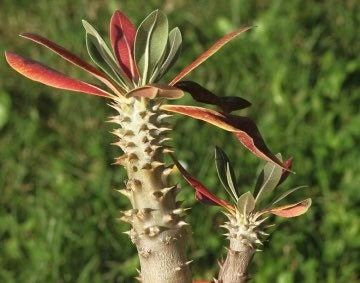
[0,0,359,282]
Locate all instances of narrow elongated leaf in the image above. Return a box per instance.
[169,26,252,85]
[226,164,239,200]
[5,52,111,98]
[175,80,251,113]
[83,20,128,87]
[171,154,234,212]
[277,157,293,186]
[219,96,252,113]
[272,186,308,205]
[254,155,283,203]
[161,105,285,168]
[19,33,122,95]
[129,84,184,99]
[158,27,182,78]
[237,191,255,215]
[268,198,311,218]
[110,10,138,80]
[134,10,169,84]
[214,146,238,201]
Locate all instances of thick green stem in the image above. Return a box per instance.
[112,98,191,283]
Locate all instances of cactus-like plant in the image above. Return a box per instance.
[172,147,311,282]
[5,8,310,283]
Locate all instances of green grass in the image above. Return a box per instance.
[1,0,359,282]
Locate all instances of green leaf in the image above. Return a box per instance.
[157,27,182,79]
[271,186,308,205]
[237,191,255,215]
[82,20,128,88]
[215,146,238,201]
[254,153,283,203]
[134,10,169,84]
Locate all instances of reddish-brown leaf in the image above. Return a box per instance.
[277,157,294,186]
[175,80,251,113]
[169,26,252,85]
[129,84,184,99]
[268,198,311,218]
[110,10,138,80]
[20,33,121,95]
[161,105,285,168]
[171,154,234,212]
[5,52,111,98]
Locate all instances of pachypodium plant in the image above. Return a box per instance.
[172,147,311,282]
[5,7,309,283]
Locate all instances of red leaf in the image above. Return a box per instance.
[175,80,251,113]
[129,84,184,99]
[19,33,120,95]
[5,52,111,98]
[268,198,311,218]
[171,154,234,212]
[161,105,285,169]
[169,26,252,85]
[277,157,293,186]
[110,10,138,80]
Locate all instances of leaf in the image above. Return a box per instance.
[218,96,252,113]
[277,157,294,186]
[161,105,285,168]
[157,27,182,79]
[226,163,239,199]
[169,26,252,85]
[236,191,255,215]
[214,146,238,201]
[170,154,234,212]
[110,10,138,80]
[268,198,312,218]
[134,10,169,84]
[83,20,128,87]
[254,155,283,203]
[5,52,111,98]
[175,81,251,113]
[19,33,122,95]
[271,186,308,205]
[128,84,184,99]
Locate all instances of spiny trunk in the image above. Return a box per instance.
[111,97,191,283]
[218,238,255,283]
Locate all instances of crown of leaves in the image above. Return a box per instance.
[6,9,289,169]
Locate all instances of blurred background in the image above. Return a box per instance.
[0,0,359,282]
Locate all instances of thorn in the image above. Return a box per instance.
[162,147,174,154]
[161,185,178,196]
[177,221,190,228]
[172,208,190,215]
[115,188,132,199]
[162,165,174,177]
[156,113,172,122]
[113,154,127,166]
[151,161,165,168]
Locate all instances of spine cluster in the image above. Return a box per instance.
[109,97,191,283]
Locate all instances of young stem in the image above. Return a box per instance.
[218,238,255,283]
[112,98,191,283]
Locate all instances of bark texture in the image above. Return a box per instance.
[218,238,255,283]
[112,98,191,283]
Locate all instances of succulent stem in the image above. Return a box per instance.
[218,238,255,283]
[111,97,191,283]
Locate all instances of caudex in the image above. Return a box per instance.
[6,8,311,283]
